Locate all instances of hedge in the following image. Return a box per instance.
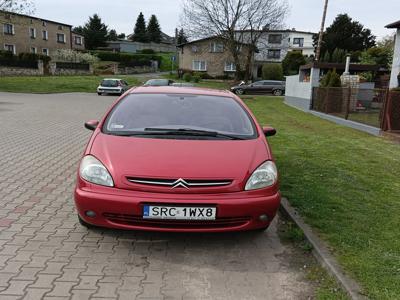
[0,51,50,69]
[91,51,162,66]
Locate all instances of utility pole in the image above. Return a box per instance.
[315,0,329,61]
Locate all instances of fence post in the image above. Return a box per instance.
[324,88,330,114]
[345,86,351,120]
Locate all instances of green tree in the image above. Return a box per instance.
[146,14,162,43]
[322,51,331,62]
[132,12,148,42]
[117,33,126,40]
[328,69,342,87]
[359,46,392,68]
[262,64,283,80]
[80,14,108,50]
[177,28,188,44]
[314,14,376,55]
[320,70,332,87]
[282,51,306,75]
[107,29,118,41]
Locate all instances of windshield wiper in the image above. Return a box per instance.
[144,128,245,140]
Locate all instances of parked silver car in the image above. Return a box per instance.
[97,79,129,96]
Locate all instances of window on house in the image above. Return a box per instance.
[42,48,49,56]
[30,47,37,54]
[224,62,236,72]
[75,36,82,45]
[3,23,14,35]
[210,42,224,53]
[42,21,47,27]
[192,60,207,71]
[58,25,63,30]
[42,30,48,40]
[30,28,36,39]
[267,49,281,59]
[293,38,304,47]
[57,33,66,43]
[191,45,198,53]
[268,34,282,44]
[4,44,15,54]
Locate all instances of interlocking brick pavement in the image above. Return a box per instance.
[0,92,313,299]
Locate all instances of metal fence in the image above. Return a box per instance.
[311,87,388,128]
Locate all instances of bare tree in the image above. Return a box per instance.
[0,0,34,13]
[181,0,288,80]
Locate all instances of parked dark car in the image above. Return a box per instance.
[230,80,285,96]
[144,79,174,86]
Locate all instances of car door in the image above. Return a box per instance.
[262,81,275,94]
[246,81,265,94]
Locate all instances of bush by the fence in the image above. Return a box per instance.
[0,51,48,69]
[140,49,156,54]
[183,73,192,82]
[262,64,283,80]
[91,51,162,66]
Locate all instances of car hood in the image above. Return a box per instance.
[89,133,271,193]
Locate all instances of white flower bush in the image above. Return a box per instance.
[50,49,99,64]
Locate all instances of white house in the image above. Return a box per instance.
[238,29,315,78]
[386,20,400,89]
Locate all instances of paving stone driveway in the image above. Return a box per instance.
[0,92,312,300]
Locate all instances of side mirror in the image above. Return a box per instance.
[85,120,99,131]
[262,126,276,137]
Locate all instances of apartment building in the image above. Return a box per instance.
[239,29,315,78]
[0,10,84,55]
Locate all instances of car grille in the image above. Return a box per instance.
[103,213,250,229]
[126,177,232,188]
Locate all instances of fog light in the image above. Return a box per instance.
[259,214,269,222]
[85,210,96,218]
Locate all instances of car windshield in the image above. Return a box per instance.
[101,80,118,87]
[144,79,170,86]
[103,93,256,139]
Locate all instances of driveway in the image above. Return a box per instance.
[0,92,313,300]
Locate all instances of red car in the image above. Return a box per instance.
[74,86,280,232]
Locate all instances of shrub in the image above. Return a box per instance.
[282,51,306,75]
[141,49,155,54]
[262,64,283,80]
[199,72,214,79]
[183,73,192,82]
[51,49,97,64]
[215,74,231,80]
[320,69,341,87]
[192,75,201,83]
[91,50,162,67]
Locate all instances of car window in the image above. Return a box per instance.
[263,82,276,86]
[252,81,264,86]
[104,93,256,139]
[101,80,118,87]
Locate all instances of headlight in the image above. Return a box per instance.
[245,161,277,191]
[79,155,114,187]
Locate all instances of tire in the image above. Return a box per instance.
[78,215,95,229]
[235,89,244,95]
[273,89,283,96]
[97,92,102,96]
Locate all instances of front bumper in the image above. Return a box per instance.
[74,186,281,232]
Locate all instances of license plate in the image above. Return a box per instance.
[143,205,216,220]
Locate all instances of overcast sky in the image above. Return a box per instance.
[33,0,399,39]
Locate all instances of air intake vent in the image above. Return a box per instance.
[126,177,232,189]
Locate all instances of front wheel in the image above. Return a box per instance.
[273,89,283,96]
[97,92,102,96]
[235,89,244,95]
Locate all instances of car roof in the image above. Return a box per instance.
[129,86,233,96]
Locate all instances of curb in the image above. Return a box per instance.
[280,198,366,300]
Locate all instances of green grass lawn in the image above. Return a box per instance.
[0,75,141,93]
[246,96,400,299]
